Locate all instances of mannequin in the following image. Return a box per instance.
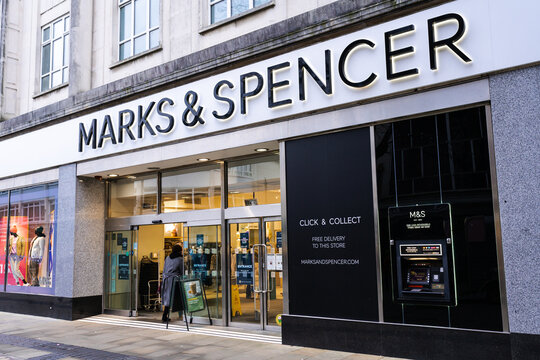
[28,226,46,286]
[8,225,27,286]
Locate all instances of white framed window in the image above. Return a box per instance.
[119,0,160,61]
[209,0,271,24]
[40,15,70,92]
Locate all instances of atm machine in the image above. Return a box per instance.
[388,203,457,306]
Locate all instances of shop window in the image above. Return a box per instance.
[375,107,503,331]
[40,15,70,92]
[0,184,57,292]
[119,0,160,61]
[209,0,271,24]
[227,154,280,207]
[161,165,221,213]
[109,174,158,217]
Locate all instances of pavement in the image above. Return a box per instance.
[0,312,408,360]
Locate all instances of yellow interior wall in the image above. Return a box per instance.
[138,224,165,272]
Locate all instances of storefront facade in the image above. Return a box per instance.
[0,0,539,358]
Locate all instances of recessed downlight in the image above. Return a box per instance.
[127,175,137,179]
[197,158,210,162]
[108,174,119,177]
[255,148,269,152]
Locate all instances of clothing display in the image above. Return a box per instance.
[8,227,27,286]
[28,227,46,287]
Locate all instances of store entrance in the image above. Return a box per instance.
[229,218,283,330]
[104,223,222,322]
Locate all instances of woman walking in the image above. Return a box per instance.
[161,244,184,322]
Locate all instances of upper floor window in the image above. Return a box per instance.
[41,15,70,92]
[210,0,271,24]
[119,0,160,61]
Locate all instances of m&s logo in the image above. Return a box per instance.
[409,210,426,219]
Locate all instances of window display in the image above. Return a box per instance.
[0,184,57,293]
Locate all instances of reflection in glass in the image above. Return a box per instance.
[51,71,62,88]
[41,44,50,75]
[109,175,158,217]
[134,0,146,35]
[254,0,270,6]
[150,0,159,28]
[231,0,249,16]
[42,27,50,42]
[134,34,146,55]
[63,34,69,67]
[120,3,132,41]
[211,0,227,23]
[120,42,131,61]
[228,155,280,207]
[161,165,221,213]
[53,19,63,38]
[149,29,159,48]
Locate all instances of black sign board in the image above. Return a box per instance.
[388,203,451,241]
[118,254,129,280]
[285,127,378,321]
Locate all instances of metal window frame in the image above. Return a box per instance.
[40,14,70,92]
[118,0,160,61]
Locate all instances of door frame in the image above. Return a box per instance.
[225,216,282,330]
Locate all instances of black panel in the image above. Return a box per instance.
[283,315,520,360]
[0,293,102,320]
[285,128,378,321]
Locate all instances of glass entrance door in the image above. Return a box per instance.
[229,219,282,329]
[104,229,138,316]
[229,221,261,326]
[263,220,283,327]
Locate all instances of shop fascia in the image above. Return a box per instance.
[79,13,470,152]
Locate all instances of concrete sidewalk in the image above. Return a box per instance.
[0,312,407,360]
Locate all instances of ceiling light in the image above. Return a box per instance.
[108,174,119,177]
[255,148,269,152]
[127,175,137,179]
[197,158,210,162]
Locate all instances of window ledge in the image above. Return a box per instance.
[109,45,163,70]
[33,82,69,99]
[199,1,275,35]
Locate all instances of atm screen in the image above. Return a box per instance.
[408,267,430,285]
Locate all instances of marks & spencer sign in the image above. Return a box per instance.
[79,11,473,152]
